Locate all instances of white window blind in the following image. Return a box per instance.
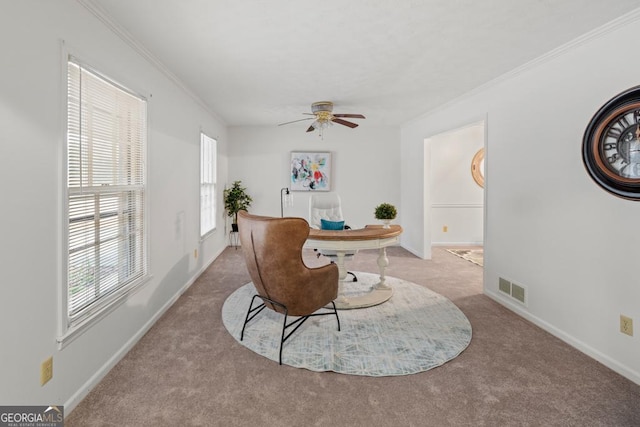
[66,57,147,325]
[200,133,217,236]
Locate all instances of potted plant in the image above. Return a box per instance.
[223,180,253,232]
[374,203,397,228]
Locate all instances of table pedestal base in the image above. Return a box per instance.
[332,247,393,309]
[307,224,403,311]
[334,286,393,309]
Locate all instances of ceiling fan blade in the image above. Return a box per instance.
[306,125,316,132]
[277,117,315,126]
[333,114,365,119]
[332,118,359,128]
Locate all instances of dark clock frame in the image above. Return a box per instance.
[583,85,640,200]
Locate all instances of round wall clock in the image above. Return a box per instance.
[471,148,485,188]
[583,85,640,200]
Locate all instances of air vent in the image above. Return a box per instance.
[511,283,526,304]
[498,277,526,306]
[499,277,511,294]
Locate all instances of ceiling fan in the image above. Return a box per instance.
[278,101,365,137]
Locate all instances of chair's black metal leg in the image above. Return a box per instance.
[279,310,288,365]
[241,294,340,365]
[347,271,358,282]
[330,300,341,331]
[241,295,266,341]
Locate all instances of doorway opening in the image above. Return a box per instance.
[425,120,485,263]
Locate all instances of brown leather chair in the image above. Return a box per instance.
[237,210,340,364]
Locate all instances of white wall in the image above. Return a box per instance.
[0,1,229,408]
[401,12,640,384]
[228,125,401,229]
[429,122,484,245]
[3,0,638,413]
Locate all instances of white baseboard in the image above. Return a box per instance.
[64,246,225,413]
[485,289,640,387]
[399,244,428,260]
[432,241,483,247]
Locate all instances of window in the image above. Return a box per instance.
[200,133,217,236]
[64,56,147,336]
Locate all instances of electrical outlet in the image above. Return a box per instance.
[41,356,53,386]
[620,315,633,336]
[194,249,198,259]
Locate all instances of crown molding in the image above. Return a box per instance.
[406,7,640,126]
[76,0,227,125]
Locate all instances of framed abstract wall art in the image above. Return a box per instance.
[290,151,331,191]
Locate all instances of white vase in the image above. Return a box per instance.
[381,219,391,229]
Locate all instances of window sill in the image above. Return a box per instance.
[57,274,152,349]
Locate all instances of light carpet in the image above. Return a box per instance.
[222,272,472,376]
[446,248,483,267]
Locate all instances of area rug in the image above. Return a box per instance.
[222,272,472,376]
[446,248,483,267]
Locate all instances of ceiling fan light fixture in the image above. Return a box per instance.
[312,118,332,139]
[311,119,331,129]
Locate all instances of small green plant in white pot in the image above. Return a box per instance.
[374,203,397,228]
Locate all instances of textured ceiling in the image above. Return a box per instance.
[87,0,640,127]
